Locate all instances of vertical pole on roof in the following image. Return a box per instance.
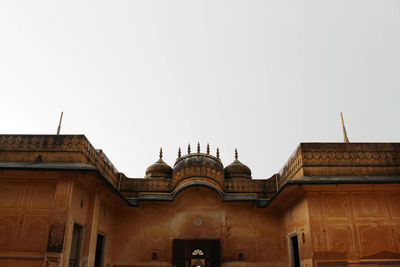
[57,112,64,135]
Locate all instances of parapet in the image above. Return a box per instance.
[0,135,119,187]
[278,143,400,188]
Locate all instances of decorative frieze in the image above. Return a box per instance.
[0,135,86,151]
[279,143,400,187]
[223,179,266,193]
[0,135,119,187]
[173,167,224,186]
[120,178,172,192]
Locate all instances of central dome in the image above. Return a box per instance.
[172,144,224,184]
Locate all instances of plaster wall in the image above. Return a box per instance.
[280,194,313,267]
[306,184,400,267]
[111,186,285,267]
[0,171,59,266]
[0,170,119,267]
[65,175,120,267]
[1,171,400,267]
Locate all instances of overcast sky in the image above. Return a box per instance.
[1,0,399,178]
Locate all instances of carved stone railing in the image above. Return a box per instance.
[278,144,303,188]
[0,135,119,187]
[223,179,266,193]
[120,176,277,198]
[120,177,173,192]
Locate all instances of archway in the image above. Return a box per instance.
[172,239,220,267]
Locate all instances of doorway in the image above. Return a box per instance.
[68,224,82,267]
[289,235,300,267]
[94,234,105,267]
[172,239,220,267]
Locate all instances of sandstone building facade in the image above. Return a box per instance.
[0,135,399,267]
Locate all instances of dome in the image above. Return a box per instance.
[224,149,252,179]
[172,144,224,182]
[145,148,172,179]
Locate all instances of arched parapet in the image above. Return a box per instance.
[127,176,266,206]
[172,177,224,199]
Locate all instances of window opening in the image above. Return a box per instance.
[192,249,204,256]
[238,253,244,261]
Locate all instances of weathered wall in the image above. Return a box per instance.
[280,193,313,267]
[112,185,285,267]
[307,184,400,267]
[0,170,63,267]
[65,174,121,267]
[0,170,120,267]
[1,172,400,267]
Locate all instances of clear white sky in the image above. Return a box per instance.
[1,1,399,178]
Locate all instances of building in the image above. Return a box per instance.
[0,135,399,267]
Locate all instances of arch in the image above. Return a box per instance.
[130,177,261,206]
[172,179,224,200]
[192,249,204,256]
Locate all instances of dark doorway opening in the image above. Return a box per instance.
[68,224,82,267]
[173,239,220,267]
[94,234,105,267]
[290,235,300,267]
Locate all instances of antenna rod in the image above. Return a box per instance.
[57,112,64,135]
[340,112,349,143]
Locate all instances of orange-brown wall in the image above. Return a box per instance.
[112,186,285,267]
[306,184,400,266]
[0,170,121,267]
[64,174,121,267]
[280,193,313,267]
[0,170,57,267]
[1,171,400,267]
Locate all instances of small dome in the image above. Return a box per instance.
[173,154,224,175]
[145,148,172,179]
[224,149,251,179]
[172,143,224,182]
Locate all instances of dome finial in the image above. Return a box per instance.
[207,143,210,154]
[216,148,220,159]
[145,147,173,179]
[188,144,191,154]
[178,147,181,158]
[235,148,238,160]
[197,142,200,153]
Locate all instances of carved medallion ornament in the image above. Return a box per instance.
[46,216,66,253]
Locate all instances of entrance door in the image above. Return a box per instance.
[68,224,82,267]
[172,239,220,267]
[290,235,300,267]
[94,234,105,267]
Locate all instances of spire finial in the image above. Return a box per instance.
[340,112,350,143]
[178,147,181,158]
[207,143,210,154]
[56,111,63,135]
[159,147,163,159]
[197,142,200,153]
[188,144,191,154]
[235,148,238,159]
[216,148,220,159]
